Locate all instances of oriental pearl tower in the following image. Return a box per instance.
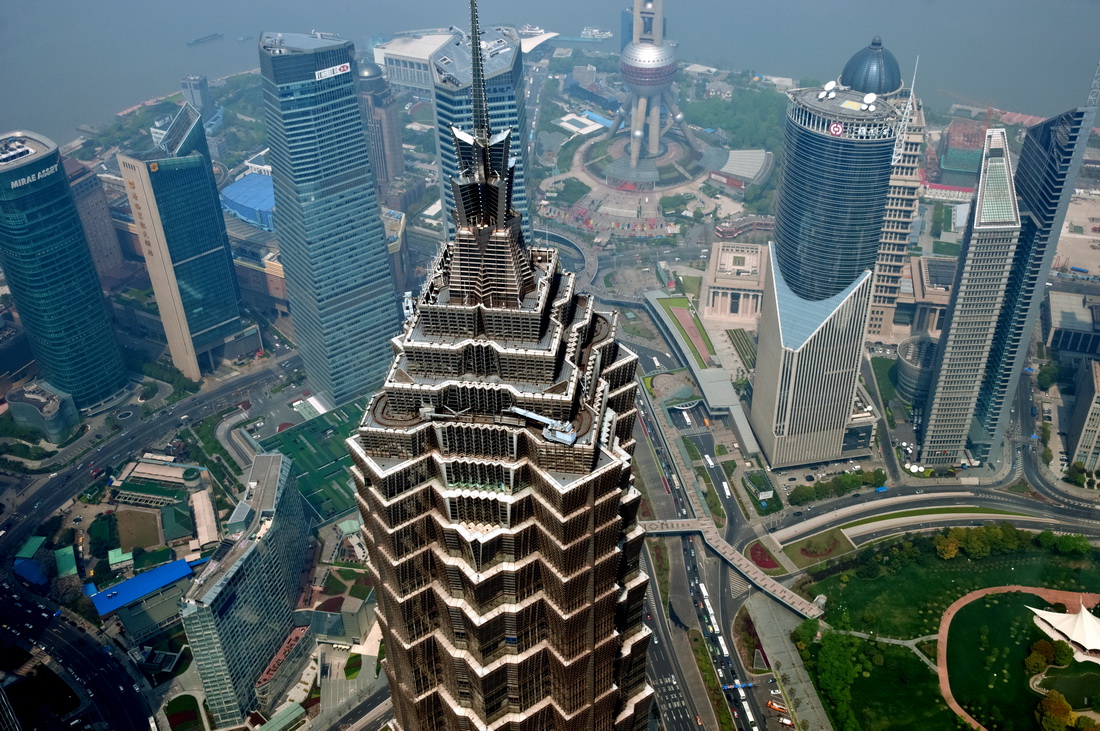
[605,0,696,168]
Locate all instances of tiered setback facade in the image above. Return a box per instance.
[349,5,652,726]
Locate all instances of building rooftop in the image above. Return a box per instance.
[1048,291,1100,332]
[0,131,54,171]
[259,31,350,54]
[430,25,519,89]
[375,31,455,63]
[790,85,900,126]
[90,558,196,616]
[718,149,771,182]
[839,36,902,96]
[186,454,287,603]
[974,129,1020,228]
[54,546,78,578]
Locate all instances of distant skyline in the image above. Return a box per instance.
[2,0,1099,144]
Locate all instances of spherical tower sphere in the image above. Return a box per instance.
[620,41,678,94]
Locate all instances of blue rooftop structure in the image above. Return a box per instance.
[90,558,198,617]
[840,37,902,96]
[581,110,613,128]
[220,173,276,231]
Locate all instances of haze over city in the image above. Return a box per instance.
[0,0,1099,729]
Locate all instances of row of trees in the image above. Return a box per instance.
[932,525,1089,561]
[787,468,889,506]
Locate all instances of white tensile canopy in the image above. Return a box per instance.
[1029,603,1100,651]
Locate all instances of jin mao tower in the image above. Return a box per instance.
[348,1,653,728]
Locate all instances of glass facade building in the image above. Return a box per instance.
[431,24,533,247]
[180,454,309,727]
[750,76,900,468]
[260,32,401,406]
[772,88,898,301]
[118,104,256,381]
[967,105,1097,463]
[0,131,127,410]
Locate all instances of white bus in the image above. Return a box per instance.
[684,412,692,427]
[704,454,714,468]
[721,481,731,499]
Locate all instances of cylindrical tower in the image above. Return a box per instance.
[0,132,127,410]
[772,86,899,301]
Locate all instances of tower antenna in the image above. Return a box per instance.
[893,55,918,166]
[1088,59,1100,108]
[468,0,490,143]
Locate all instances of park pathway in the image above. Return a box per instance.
[936,585,1100,729]
[830,629,939,671]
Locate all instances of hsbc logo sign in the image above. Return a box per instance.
[315,63,351,81]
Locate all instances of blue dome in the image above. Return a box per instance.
[840,36,902,96]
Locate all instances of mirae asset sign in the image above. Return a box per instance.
[315,62,351,81]
[9,163,58,189]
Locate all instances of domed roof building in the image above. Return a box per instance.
[840,36,903,96]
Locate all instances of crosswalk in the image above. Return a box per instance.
[728,571,750,596]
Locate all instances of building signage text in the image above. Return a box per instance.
[9,163,58,189]
[315,63,351,81]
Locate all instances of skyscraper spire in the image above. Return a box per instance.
[467,0,491,144]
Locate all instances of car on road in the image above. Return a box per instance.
[793,511,803,516]
[851,493,861,498]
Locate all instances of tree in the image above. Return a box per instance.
[1038,529,1057,550]
[1053,640,1074,666]
[1025,651,1048,675]
[933,534,960,560]
[1038,361,1059,391]
[1040,690,1074,724]
[1055,534,1092,555]
[1032,639,1056,664]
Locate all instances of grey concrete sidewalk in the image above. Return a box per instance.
[746,593,834,731]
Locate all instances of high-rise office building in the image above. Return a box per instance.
[180,453,309,727]
[260,31,401,405]
[921,129,1021,465]
[836,38,928,339]
[0,132,128,411]
[965,100,1098,464]
[431,22,534,246]
[118,104,259,381]
[181,75,214,121]
[63,157,125,289]
[358,62,406,191]
[349,3,652,728]
[749,42,903,468]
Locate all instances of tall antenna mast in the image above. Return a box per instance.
[468,0,491,143]
[1088,59,1100,108]
[893,55,918,166]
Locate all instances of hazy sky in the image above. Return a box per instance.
[2,0,1098,143]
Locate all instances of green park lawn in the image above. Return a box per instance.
[808,552,1100,640]
[870,357,898,404]
[946,591,1047,730]
[810,640,957,730]
[783,527,856,569]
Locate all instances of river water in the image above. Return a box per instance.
[1,0,1097,145]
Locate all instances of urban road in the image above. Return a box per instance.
[0,354,300,730]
